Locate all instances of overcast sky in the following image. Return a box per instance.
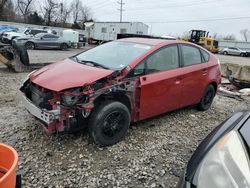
[77,0,250,40]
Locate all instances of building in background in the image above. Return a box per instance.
[85,22,149,43]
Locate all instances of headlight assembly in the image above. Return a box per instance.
[61,88,86,106]
[193,131,250,188]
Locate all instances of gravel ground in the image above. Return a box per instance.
[0,49,250,188]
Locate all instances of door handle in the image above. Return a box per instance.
[175,76,184,84]
[202,68,208,75]
[142,77,147,81]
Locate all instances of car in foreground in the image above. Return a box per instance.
[221,47,247,57]
[178,111,250,188]
[2,28,48,44]
[20,38,221,146]
[13,33,71,50]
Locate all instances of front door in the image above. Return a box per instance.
[139,45,182,120]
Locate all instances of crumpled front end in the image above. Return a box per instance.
[20,79,90,133]
[20,68,138,134]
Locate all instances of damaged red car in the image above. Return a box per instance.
[20,38,221,146]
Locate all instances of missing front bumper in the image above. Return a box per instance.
[22,95,60,124]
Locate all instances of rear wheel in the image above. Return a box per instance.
[25,42,35,50]
[240,53,245,57]
[197,85,215,111]
[88,101,130,146]
[60,43,68,50]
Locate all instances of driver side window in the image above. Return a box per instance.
[146,45,179,74]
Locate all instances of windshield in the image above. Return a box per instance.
[75,41,152,70]
[17,28,27,33]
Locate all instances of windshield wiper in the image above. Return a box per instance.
[79,59,109,69]
[72,56,80,63]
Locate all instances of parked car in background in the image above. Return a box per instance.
[2,28,47,44]
[20,38,221,146]
[13,33,71,50]
[178,111,250,188]
[221,47,247,57]
[0,25,18,41]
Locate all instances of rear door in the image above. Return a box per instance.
[179,44,208,107]
[138,45,182,120]
[39,34,57,49]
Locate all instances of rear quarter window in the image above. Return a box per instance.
[201,50,210,62]
[181,45,202,66]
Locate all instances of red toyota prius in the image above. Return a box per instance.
[20,38,221,146]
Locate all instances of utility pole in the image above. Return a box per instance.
[117,0,125,22]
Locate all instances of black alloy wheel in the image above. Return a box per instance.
[198,85,215,111]
[88,101,130,146]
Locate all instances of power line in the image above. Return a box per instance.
[144,16,250,23]
[117,0,125,22]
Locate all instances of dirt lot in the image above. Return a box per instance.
[0,48,250,188]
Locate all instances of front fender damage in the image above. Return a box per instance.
[21,71,139,133]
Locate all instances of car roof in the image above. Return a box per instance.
[117,37,189,46]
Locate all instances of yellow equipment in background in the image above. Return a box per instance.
[183,30,219,53]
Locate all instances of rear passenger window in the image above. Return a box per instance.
[201,50,209,62]
[146,45,179,74]
[181,45,202,66]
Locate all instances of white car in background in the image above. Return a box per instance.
[2,28,47,43]
[221,47,247,57]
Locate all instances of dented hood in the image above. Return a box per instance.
[30,59,113,91]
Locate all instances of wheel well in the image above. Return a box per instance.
[94,92,131,111]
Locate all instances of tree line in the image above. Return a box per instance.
[0,0,94,29]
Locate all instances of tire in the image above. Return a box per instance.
[88,101,131,146]
[240,53,245,57]
[223,51,228,55]
[60,43,68,50]
[12,43,30,66]
[25,42,35,50]
[197,85,215,111]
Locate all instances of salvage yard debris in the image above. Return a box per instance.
[220,63,250,88]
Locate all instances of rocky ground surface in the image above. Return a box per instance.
[0,49,249,188]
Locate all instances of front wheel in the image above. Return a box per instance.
[60,43,68,50]
[88,101,130,146]
[197,85,215,111]
[240,53,245,57]
[25,42,35,50]
[223,51,228,55]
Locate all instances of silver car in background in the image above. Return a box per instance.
[221,47,246,57]
[13,33,71,50]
